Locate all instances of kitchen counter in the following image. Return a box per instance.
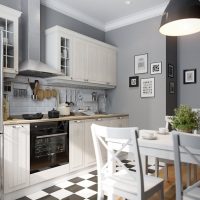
[3,114,129,125]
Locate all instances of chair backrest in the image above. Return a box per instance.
[91,124,144,197]
[173,131,200,200]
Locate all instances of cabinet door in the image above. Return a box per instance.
[72,37,88,81]
[4,124,30,193]
[84,120,96,167]
[110,117,129,127]
[69,120,84,172]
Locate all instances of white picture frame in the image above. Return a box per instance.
[150,62,162,75]
[141,78,155,98]
[134,53,148,74]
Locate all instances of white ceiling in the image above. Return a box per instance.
[41,0,169,31]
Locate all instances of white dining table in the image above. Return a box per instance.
[107,133,200,185]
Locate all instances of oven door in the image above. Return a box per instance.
[30,132,69,174]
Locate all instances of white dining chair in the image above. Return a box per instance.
[173,131,200,200]
[91,124,164,200]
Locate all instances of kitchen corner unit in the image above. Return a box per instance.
[0,5,21,78]
[45,26,117,88]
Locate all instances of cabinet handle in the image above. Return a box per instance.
[12,125,24,129]
[118,117,123,119]
[84,79,88,82]
[74,120,81,123]
[96,118,102,121]
[106,82,110,85]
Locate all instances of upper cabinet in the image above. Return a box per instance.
[0,5,21,78]
[45,26,117,88]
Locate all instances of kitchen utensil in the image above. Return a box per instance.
[44,88,51,99]
[37,89,44,101]
[57,103,70,116]
[158,127,169,135]
[22,113,43,120]
[52,89,57,97]
[48,108,59,118]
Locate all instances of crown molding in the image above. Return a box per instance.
[41,0,169,32]
[41,0,105,31]
[105,2,169,31]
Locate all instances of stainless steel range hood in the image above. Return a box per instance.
[19,0,62,77]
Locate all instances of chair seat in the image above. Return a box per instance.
[102,169,163,195]
[183,185,200,200]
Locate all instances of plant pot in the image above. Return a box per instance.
[176,129,193,134]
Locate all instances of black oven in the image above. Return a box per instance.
[30,121,69,174]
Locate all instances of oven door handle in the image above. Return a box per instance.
[36,132,68,139]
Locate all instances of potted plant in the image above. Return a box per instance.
[171,105,200,133]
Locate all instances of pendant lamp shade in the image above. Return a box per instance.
[160,0,200,36]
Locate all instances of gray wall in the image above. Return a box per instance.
[0,0,21,10]
[105,16,167,129]
[178,33,200,108]
[40,5,105,62]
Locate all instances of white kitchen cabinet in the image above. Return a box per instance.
[110,116,129,127]
[72,36,88,81]
[45,26,117,87]
[45,26,72,77]
[69,120,85,172]
[4,124,30,193]
[0,5,21,78]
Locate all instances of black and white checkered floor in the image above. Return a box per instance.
[17,160,164,200]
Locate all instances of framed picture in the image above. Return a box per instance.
[183,69,196,84]
[150,62,162,75]
[134,53,148,74]
[129,76,139,87]
[168,64,174,78]
[169,82,175,94]
[141,78,155,98]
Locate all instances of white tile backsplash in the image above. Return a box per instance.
[7,76,106,116]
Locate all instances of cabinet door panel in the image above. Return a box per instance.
[84,121,96,166]
[69,121,84,172]
[72,37,88,81]
[4,124,30,193]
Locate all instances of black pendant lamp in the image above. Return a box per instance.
[159,0,200,36]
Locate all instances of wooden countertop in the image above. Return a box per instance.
[3,114,129,125]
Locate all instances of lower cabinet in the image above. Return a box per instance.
[69,116,129,172]
[4,124,30,193]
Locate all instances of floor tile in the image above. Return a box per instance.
[65,184,84,193]
[51,189,72,199]
[88,194,97,200]
[43,186,61,194]
[75,188,97,199]
[89,170,97,175]
[55,180,74,189]
[88,184,97,192]
[37,195,58,200]
[27,191,48,200]
[88,176,97,183]
[16,197,31,200]
[77,180,96,188]
[69,177,84,183]
[62,194,84,200]
[78,174,95,180]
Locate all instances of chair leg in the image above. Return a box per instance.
[159,184,164,200]
[155,158,159,177]
[97,185,104,200]
[164,163,168,181]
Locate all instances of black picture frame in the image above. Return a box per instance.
[168,64,174,78]
[169,82,175,94]
[129,76,139,87]
[183,69,197,84]
[150,62,162,75]
[134,53,148,74]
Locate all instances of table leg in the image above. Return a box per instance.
[141,155,148,175]
[155,158,159,177]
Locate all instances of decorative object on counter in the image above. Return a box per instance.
[134,53,148,74]
[168,64,174,78]
[171,105,200,133]
[28,79,39,100]
[91,92,97,101]
[169,82,175,94]
[150,62,162,75]
[129,76,139,87]
[22,113,43,120]
[48,108,60,118]
[141,78,155,98]
[183,69,196,84]
[44,88,52,99]
[36,89,44,101]
[57,103,70,116]
[3,95,9,121]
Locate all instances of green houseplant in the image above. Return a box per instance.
[171,105,200,133]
